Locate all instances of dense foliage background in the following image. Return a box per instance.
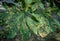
[0,0,60,41]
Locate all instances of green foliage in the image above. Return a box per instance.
[0,0,60,41]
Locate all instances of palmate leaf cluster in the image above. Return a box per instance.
[0,0,60,41]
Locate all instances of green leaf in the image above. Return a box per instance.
[31,3,38,11]
[24,0,32,5]
[26,13,54,38]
